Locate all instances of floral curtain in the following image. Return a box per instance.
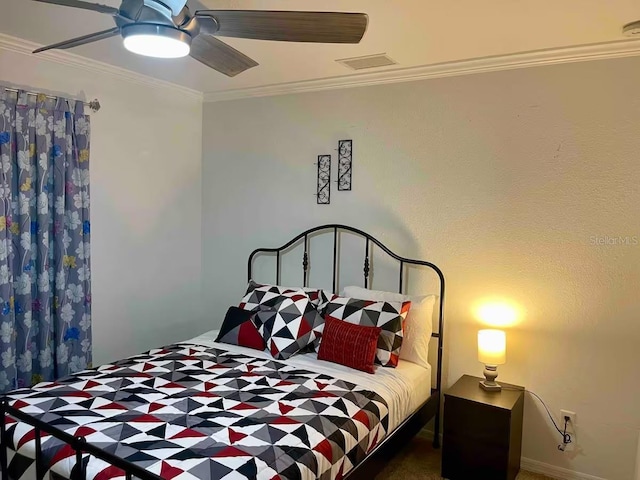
[0,89,91,394]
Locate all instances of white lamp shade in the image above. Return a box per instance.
[478,329,506,365]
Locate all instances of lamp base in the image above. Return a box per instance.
[479,380,502,391]
[479,365,502,392]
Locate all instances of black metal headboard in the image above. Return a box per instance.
[247,224,445,395]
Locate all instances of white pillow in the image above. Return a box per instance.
[342,285,436,369]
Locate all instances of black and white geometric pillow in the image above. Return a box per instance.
[215,307,266,351]
[323,296,411,367]
[241,280,330,312]
[255,292,325,360]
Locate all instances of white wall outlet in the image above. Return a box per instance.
[559,410,576,452]
[560,409,576,429]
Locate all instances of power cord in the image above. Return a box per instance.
[503,388,572,451]
[527,390,573,451]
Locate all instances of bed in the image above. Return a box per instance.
[1,224,445,480]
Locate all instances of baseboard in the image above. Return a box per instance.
[420,428,606,479]
[521,458,607,480]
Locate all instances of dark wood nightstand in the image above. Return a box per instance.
[441,374,524,480]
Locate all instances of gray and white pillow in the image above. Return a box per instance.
[255,293,325,360]
[324,295,411,368]
[241,280,330,312]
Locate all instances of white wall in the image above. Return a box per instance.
[0,47,205,366]
[202,57,640,480]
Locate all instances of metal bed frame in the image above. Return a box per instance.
[248,224,445,480]
[1,224,445,480]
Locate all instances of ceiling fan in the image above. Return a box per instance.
[31,0,369,77]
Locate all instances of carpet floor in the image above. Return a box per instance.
[378,433,557,480]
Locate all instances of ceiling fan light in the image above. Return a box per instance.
[122,24,191,59]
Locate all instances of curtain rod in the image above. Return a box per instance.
[2,87,101,112]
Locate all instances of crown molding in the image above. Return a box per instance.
[4,32,640,105]
[0,33,203,101]
[204,39,640,103]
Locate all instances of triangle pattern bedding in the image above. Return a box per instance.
[2,344,389,480]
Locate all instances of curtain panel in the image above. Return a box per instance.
[0,90,91,394]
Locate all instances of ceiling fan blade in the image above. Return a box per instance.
[33,27,121,53]
[190,35,258,77]
[33,0,120,16]
[195,10,368,44]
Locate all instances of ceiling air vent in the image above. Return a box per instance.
[336,54,397,70]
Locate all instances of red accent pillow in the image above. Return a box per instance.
[317,316,382,374]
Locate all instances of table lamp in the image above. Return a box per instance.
[478,329,506,391]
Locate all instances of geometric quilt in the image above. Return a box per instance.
[3,344,389,480]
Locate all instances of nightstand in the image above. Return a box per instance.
[442,374,524,480]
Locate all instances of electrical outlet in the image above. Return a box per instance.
[561,409,576,428]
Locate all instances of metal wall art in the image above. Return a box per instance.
[316,155,331,204]
[337,140,353,191]
[314,140,353,204]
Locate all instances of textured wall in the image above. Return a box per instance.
[202,57,640,479]
[0,48,205,366]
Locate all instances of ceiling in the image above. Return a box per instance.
[1,0,639,95]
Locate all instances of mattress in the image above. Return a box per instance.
[187,329,433,433]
